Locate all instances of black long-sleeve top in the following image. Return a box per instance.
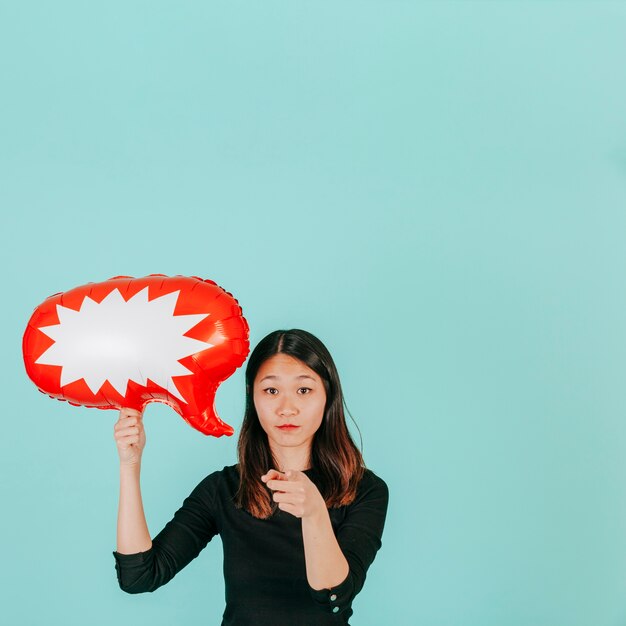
[112,464,388,626]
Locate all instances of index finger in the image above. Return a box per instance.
[261,469,285,483]
[265,479,300,493]
[115,407,143,428]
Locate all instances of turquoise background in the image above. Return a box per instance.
[1,1,625,624]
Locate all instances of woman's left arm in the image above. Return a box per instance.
[263,469,348,588]
[262,469,389,598]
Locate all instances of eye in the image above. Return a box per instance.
[298,387,312,395]
[263,387,278,395]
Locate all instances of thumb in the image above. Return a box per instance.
[284,469,302,480]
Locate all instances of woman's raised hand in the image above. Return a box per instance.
[261,469,327,519]
[114,407,146,466]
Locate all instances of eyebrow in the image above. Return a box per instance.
[259,374,316,382]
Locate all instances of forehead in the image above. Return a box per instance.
[255,354,320,382]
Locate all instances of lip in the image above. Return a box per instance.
[277,424,300,431]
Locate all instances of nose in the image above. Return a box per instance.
[278,396,298,417]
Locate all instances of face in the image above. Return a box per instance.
[253,353,327,459]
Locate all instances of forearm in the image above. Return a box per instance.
[301,509,349,590]
[116,463,152,554]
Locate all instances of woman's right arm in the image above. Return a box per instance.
[112,407,219,594]
[114,408,152,554]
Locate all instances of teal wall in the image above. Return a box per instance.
[1,2,625,624]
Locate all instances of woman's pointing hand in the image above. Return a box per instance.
[261,469,326,519]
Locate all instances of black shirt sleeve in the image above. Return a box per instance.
[112,472,220,594]
[308,470,389,616]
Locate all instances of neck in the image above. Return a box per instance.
[270,443,312,473]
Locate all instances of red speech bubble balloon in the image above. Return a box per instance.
[22,274,250,436]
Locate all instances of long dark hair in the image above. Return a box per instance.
[235,329,365,519]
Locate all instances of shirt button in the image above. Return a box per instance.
[332,607,339,613]
[330,594,337,601]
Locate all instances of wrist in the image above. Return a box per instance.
[303,502,330,526]
[120,461,141,473]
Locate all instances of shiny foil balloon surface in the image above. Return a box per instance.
[22,274,250,436]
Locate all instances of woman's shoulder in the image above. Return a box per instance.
[195,463,238,480]
[362,466,385,481]
[352,466,389,505]
[192,464,240,496]
[360,467,388,490]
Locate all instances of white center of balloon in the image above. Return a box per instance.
[35,287,212,402]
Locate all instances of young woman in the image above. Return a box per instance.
[112,329,389,625]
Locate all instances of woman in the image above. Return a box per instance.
[113,329,389,625]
